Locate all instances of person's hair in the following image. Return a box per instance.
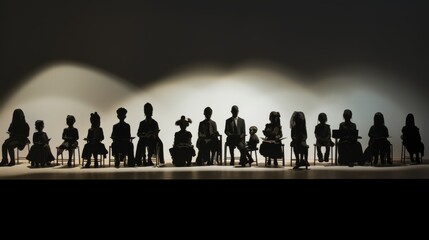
[11,108,26,124]
[318,113,327,123]
[290,111,306,128]
[204,107,212,116]
[116,107,127,117]
[90,112,100,126]
[66,115,76,125]
[231,105,239,112]
[35,120,44,129]
[406,113,415,127]
[269,111,281,125]
[343,109,352,120]
[176,115,192,127]
[144,102,153,116]
[374,112,385,126]
[249,126,258,133]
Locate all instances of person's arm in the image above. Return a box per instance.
[137,122,143,138]
[75,128,79,141]
[126,124,131,139]
[198,122,205,138]
[224,120,231,136]
[240,119,246,139]
[62,129,67,140]
[33,133,38,144]
[100,128,105,142]
[276,126,283,139]
[187,132,192,145]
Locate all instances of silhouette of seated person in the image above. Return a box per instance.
[82,112,108,168]
[246,126,259,151]
[401,113,424,164]
[260,111,283,166]
[196,107,221,166]
[290,111,309,169]
[26,120,55,168]
[366,112,392,166]
[57,115,79,167]
[224,105,252,166]
[1,109,30,166]
[170,116,196,167]
[111,107,135,168]
[314,113,334,163]
[337,109,363,167]
[135,103,165,166]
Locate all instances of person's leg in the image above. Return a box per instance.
[126,142,135,167]
[157,139,164,164]
[1,139,11,164]
[324,146,330,162]
[135,139,144,166]
[229,144,236,165]
[317,145,323,162]
[67,149,73,167]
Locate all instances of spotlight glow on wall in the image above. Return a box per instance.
[0,61,426,162]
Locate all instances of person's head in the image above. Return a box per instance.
[90,112,101,128]
[116,107,127,121]
[290,111,306,128]
[374,112,385,126]
[12,108,26,123]
[204,107,212,120]
[406,113,415,127]
[66,115,76,127]
[144,102,153,118]
[231,105,239,118]
[176,115,192,130]
[249,126,258,135]
[269,111,281,125]
[35,120,44,131]
[318,113,327,124]
[343,109,352,122]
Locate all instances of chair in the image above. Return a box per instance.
[82,153,105,167]
[213,135,222,165]
[264,143,285,167]
[401,143,423,165]
[223,138,248,166]
[108,137,135,167]
[290,145,309,169]
[370,143,393,166]
[223,141,237,165]
[15,142,30,164]
[313,144,333,166]
[108,146,129,167]
[248,147,258,167]
[56,146,81,166]
[203,135,222,166]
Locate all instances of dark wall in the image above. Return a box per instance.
[1,0,429,102]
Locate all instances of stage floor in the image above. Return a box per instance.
[0,159,427,179]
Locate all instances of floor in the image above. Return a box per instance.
[0,158,427,179]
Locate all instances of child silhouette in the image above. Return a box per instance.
[26,120,55,167]
[57,115,79,167]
